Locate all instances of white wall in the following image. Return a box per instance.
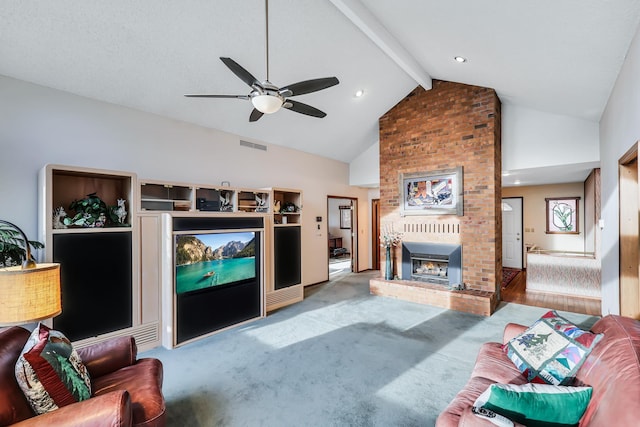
[502,183,585,252]
[349,141,379,187]
[502,104,599,172]
[0,75,370,285]
[599,24,640,315]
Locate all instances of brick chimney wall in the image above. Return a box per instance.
[379,80,502,294]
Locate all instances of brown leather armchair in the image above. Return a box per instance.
[0,326,165,427]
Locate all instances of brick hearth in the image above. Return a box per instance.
[374,80,502,315]
[370,278,498,316]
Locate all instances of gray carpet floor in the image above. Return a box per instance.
[142,271,599,427]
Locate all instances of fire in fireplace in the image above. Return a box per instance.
[402,242,462,288]
[412,254,449,285]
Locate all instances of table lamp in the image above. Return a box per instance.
[0,220,61,326]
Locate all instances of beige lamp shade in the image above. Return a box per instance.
[0,263,61,326]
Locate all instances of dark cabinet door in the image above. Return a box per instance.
[274,226,301,290]
[53,232,132,341]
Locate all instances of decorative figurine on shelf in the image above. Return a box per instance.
[94,213,107,228]
[273,200,281,214]
[220,191,233,212]
[52,206,68,229]
[255,193,268,213]
[111,199,127,225]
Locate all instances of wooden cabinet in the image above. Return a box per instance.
[38,165,159,350]
[38,167,305,350]
[272,188,301,225]
[139,180,270,214]
[265,188,303,311]
[140,182,192,211]
[329,237,343,257]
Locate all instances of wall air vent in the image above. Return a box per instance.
[240,140,267,151]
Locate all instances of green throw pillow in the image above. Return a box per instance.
[473,383,592,427]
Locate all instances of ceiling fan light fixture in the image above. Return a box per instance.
[252,94,283,114]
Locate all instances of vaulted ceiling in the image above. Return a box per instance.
[2,1,640,178]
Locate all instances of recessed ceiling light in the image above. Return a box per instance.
[514,180,521,185]
[502,171,510,176]
[454,56,467,63]
[354,89,365,98]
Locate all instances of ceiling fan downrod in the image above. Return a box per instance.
[265,0,270,83]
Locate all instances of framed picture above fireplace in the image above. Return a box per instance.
[399,167,463,216]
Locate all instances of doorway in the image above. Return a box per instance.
[372,199,380,270]
[327,196,358,276]
[502,197,524,269]
[619,142,640,319]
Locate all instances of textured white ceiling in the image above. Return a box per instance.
[1,0,639,176]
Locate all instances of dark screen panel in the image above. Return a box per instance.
[274,226,301,289]
[173,216,263,231]
[175,223,262,344]
[53,232,132,341]
[176,279,260,344]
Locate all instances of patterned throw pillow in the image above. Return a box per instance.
[14,323,91,414]
[503,310,603,385]
[473,383,592,427]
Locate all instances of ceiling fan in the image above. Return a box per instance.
[185,0,339,122]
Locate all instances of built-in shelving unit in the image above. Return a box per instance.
[265,188,303,311]
[139,180,271,214]
[38,165,159,351]
[272,189,301,225]
[140,182,192,212]
[158,214,266,349]
[38,168,305,351]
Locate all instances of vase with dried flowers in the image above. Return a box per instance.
[380,226,402,280]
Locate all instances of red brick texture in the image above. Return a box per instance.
[374,80,502,315]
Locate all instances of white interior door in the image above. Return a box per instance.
[502,197,523,269]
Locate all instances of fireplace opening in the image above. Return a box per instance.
[402,242,462,288]
[412,254,449,285]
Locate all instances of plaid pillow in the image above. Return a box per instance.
[503,310,603,385]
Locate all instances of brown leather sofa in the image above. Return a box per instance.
[0,326,165,427]
[437,315,640,426]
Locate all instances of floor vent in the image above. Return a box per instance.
[132,323,160,349]
[72,322,160,352]
[267,286,303,311]
[240,140,267,151]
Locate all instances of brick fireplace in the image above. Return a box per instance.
[370,80,502,316]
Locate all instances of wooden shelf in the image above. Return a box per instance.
[52,226,132,234]
[139,181,270,214]
[264,188,303,311]
[38,164,153,348]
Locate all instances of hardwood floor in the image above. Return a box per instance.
[501,270,601,316]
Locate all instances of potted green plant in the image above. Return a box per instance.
[64,192,109,228]
[0,220,43,267]
[280,202,299,213]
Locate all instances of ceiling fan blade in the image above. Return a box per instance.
[184,94,250,99]
[280,77,339,97]
[220,57,261,88]
[249,109,264,122]
[283,100,327,118]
